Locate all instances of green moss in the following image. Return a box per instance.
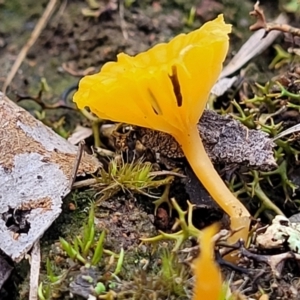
[0,0,47,33]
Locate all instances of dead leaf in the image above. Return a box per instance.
[68,125,93,145]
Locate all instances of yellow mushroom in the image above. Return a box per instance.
[73,15,251,243]
[192,224,222,300]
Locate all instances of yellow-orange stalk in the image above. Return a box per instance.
[176,127,250,243]
[192,224,222,300]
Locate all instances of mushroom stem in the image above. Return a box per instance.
[192,224,222,300]
[176,126,251,243]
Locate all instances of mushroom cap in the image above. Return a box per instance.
[74,15,231,138]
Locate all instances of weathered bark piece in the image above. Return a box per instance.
[137,109,276,171]
[0,92,100,261]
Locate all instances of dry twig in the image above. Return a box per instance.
[118,0,128,40]
[69,141,85,190]
[250,1,300,38]
[29,241,41,300]
[2,0,58,94]
[61,62,96,77]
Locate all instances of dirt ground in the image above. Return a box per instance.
[2,0,300,299]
